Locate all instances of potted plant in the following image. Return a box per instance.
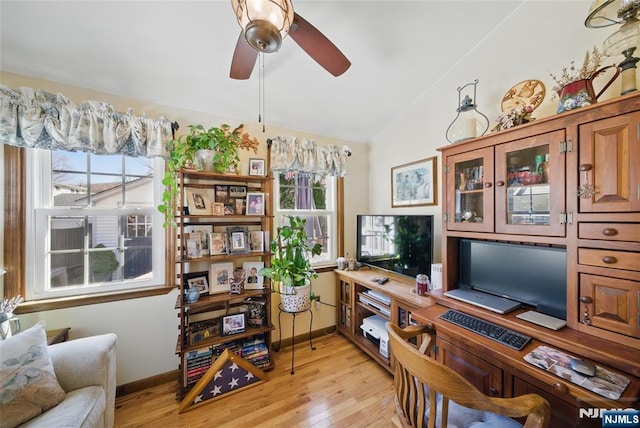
[259,216,322,312]
[158,124,258,227]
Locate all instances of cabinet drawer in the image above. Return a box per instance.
[578,248,640,272]
[579,223,640,243]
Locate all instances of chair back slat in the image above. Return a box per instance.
[387,323,550,428]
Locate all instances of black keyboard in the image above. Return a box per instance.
[439,309,531,351]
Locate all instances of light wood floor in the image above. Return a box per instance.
[114,332,396,427]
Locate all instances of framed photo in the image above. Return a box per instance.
[229,185,247,198]
[185,225,213,257]
[391,156,438,207]
[209,232,228,255]
[186,188,211,215]
[209,262,234,294]
[185,237,201,259]
[214,185,229,203]
[235,198,246,215]
[221,313,246,336]
[249,158,266,176]
[246,192,265,216]
[226,226,250,255]
[243,261,265,289]
[249,230,264,252]
[184,271,209,295]
[212,202,225,216]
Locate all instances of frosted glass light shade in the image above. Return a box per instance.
[232,0,294,52]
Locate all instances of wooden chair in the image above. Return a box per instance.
[386,323,550,428]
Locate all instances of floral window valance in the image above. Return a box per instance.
[269,135,350,177]
[0,85,176,158]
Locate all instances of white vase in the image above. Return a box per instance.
[280,282,311,312]
[195,149,216,171]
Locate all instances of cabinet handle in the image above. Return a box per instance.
[484,182,492,188]
[579,296,593,304]
[602,256,618,264]
[489,387,499,396]
[552,382,567,392]
[495,181,505,187]
[602,228,618,236]
[579,164,593,171]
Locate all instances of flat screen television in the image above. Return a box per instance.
[356,214,434,279]
[457,239,567,319]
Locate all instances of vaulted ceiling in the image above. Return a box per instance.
[1,1,524,143]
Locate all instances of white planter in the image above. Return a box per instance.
[195,149,216,171]
[280,282,311,312]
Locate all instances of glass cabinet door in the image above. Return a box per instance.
[495,130,566,236]
[446,147,494,232]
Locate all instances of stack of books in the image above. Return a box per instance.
[183,346,213,388]
[241,336,270,369]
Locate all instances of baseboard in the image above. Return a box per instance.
[116,370,179,397]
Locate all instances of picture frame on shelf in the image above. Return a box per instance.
[221,313,246,336]
[249,158,266,176]
[243,261,265,289]
[223,204,235,215]
[226,226,250,255]
[246,192,265,215]
[185,237,201,259]
[214,185,229,203]
[184,271,210,295]
[209,262,234,294]
[249,230,264,252]
[186,188,212,215]
[209,232,228,255]
[185,225,213,257]
[235,198,246,215]
[391,156,438,207]
[212,202,225,216]
[229,185,247,199]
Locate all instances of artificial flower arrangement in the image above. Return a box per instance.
[549,46,604,113]
[493,104,535,132]
[0,295,23,322]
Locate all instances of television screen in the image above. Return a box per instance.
[356,215,433,279]
[458,239,567,319]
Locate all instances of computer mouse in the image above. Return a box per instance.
[569,357,597,377]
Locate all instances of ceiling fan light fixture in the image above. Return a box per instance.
[232,0,294,53]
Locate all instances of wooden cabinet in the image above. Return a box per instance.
[578,112,640,213]
[335,269,432,372]
[445,130,567,237]
[435,94,640,426]
[170,169,274,399]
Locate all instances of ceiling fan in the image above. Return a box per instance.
[230,0,351,80]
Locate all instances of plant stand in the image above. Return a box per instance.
[275,303,315,374]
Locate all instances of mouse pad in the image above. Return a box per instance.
[524,345,629,400]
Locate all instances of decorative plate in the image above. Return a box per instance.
[501,80,546,112]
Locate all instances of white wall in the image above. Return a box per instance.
[1,71,368,385]
[368,1,624,264]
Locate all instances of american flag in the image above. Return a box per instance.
[192,359,262,404]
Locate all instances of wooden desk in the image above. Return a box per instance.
[46,327,70,345]
[412,304,640,428]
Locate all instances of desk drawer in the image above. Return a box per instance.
[578,248,640,272]
[579,223,640,243]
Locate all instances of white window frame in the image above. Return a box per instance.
[25,149,166,300]
[273,172,337,267]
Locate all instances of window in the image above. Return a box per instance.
[274,171,336,266]
[26,149,165,300]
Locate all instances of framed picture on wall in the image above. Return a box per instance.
[391,156,438,207]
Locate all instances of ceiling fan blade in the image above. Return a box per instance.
[289,13,351,77]
[230,31,258,80]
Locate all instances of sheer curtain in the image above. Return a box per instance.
[0,85,175,157]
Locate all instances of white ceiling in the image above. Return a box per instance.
[0,1,525,143]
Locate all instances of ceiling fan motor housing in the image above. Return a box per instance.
[245,19,282,53]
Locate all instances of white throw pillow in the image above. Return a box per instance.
[0,321,66,428]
